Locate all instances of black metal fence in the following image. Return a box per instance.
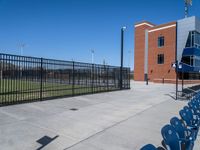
[0,53,130,106]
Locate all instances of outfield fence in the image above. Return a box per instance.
[0,53,130,106]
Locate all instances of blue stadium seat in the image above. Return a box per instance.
[183,106,200,126]
[170,117,196,146]
[161,124,182,150]
[191,98,200,108]
[140,144,157,150]
[188,102,200,117]
[179,109,199,136]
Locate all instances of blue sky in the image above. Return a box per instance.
[0,0,200,70]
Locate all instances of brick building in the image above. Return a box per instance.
[134,16,200,83]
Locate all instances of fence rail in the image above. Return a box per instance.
[0,53,130,106]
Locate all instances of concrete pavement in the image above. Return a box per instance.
[0,81,199,150]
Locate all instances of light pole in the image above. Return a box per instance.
[178,63,184,92]
[120,26,126,90]
[91,49,94,64]
[176,61,178,100]
[19,43,26,79]
[128,50,131,68]
[19,43,26,56]
[175,22,178,100]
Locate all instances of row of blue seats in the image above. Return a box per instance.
[140,92,200,150]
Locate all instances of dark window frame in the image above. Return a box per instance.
[158,36,165,47]
[157,54,164,64]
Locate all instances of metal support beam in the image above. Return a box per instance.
[120,27,126,90]
[175,22,178,100]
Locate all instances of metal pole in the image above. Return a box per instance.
[107,66,109,91]
[0,67,2,80]
[19,43,26,56]
[175,22,178,100]
[176,61,178,100]
[0,55,2,80]
[92,64,94,93]
[146,77,148,85]
[91,50,94,64]
[72,61,75,96]
[128,50,131,68]
[40,58,43,101]
[20,46,23,56]
[120,27,126,90]
[182,70,184,92]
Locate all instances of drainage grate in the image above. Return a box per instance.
[69,108,78,111]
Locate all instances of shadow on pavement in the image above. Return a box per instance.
[36,135,59,150]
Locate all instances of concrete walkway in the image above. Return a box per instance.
[0,81,199,150]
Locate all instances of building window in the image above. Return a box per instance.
[185,31,200,49]
[157,54,164,64]
[158,36,164,47]
[181,55,194,66]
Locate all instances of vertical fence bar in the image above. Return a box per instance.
[17,56,19,103]
[4,55,7,103]
[11,56,13,103]
[107,66,109,91]
[25,57,27,101]
[0,54,2,105]
[72,61,75,96]
[129,68,131,89]
[0,54,1,105]
[92,64,94,93]
[6,55,8,103]
[22,56,24,102]
[40,58,43,101]
[3,55,5,104]
[20,56,22,102]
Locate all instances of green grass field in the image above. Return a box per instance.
[0,79,109,104]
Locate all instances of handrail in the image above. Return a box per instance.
[185,87,198,93]
[178,87,198,100]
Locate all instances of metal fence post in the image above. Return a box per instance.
[107,66,109,91]
[176,60,178,100]
[0,54,3,80]
[0,54,2,105]
[40,58,43,101]
[92,64,94,93]
[129,68,131,89]
[72,61,75,96]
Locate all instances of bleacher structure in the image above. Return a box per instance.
[140,92,200,150]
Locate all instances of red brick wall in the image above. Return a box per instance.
[148,22,176,82]
[134,24,153,81]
